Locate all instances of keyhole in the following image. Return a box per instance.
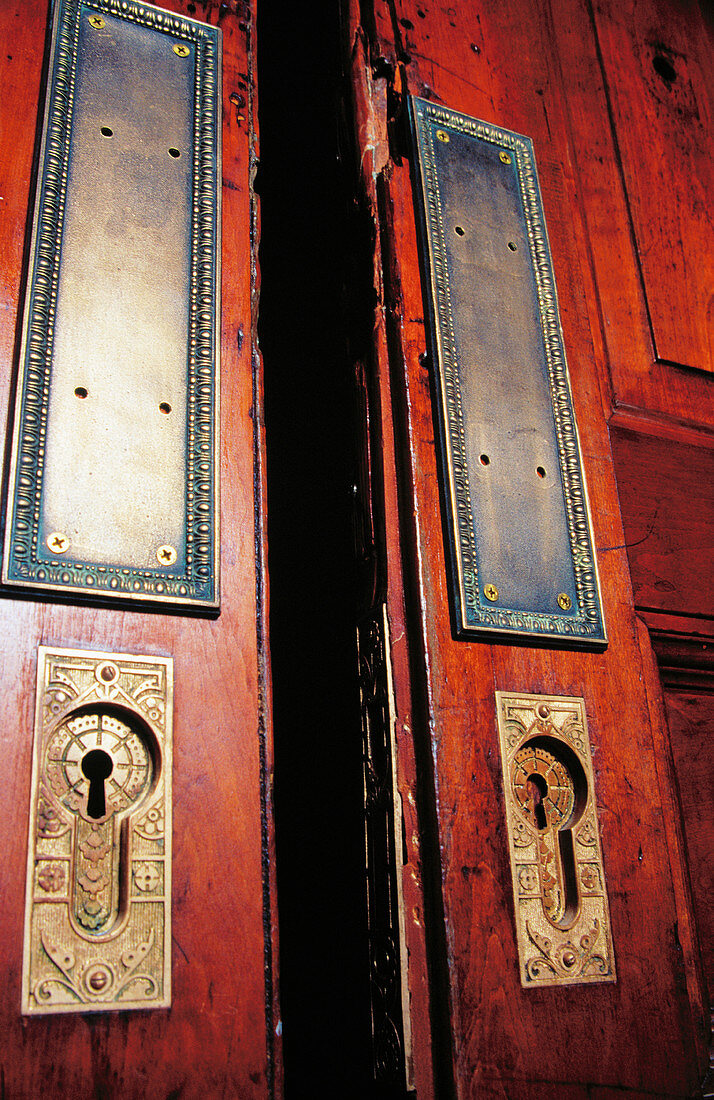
[82,749,113,819]
[526,773,548,830]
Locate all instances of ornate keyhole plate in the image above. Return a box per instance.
[496,692,615,987]
[23,647,172,1014]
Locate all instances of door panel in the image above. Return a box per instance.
[0,1,278,1095]
[664,689,714,993]
[345,0,710,1094]
[590,0,713,375]
[548,0,714,428]
[610,426,714,622]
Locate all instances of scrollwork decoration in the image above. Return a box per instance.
[496,692,616,987]
[23,647,172,1014]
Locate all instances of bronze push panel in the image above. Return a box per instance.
[409,97,606,647]
[3,0,221,609]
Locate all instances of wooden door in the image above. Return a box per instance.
[345,0,713,1095]
[0,1,279,1096]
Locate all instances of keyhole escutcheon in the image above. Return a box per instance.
[44,709,156,936]
[512,737,588,929]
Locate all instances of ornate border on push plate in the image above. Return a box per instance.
[3,0,220,608]
[23,647,173,1014]
[409,96,606,647]
[495,692,615,987]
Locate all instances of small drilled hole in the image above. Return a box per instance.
[454,225,465,236]
[100,126,113,138]
[653,54,676,82]
[536,466,546,479]
[479,454,490,466]
[508,241,517,251]
[74,386,88,399]
[168,147,181,158]
[159,402,172,415]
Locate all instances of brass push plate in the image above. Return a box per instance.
[409,97,606,647]
[3,0,221,609]
[23,647,173,1014]
[495,692,615,987]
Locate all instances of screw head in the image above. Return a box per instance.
[435,129,450,143]
[173,43,190,57]
[96,661,119,685]
[47,532,69,554]
[156,545,177,566]
[557,592,573,611]
[499,150,512,164]
[484,583,499,602]
[88,14,105,28]
[84,963,113,994]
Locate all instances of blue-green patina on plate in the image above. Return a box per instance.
[3,0,221,610]
[410,96,606,647]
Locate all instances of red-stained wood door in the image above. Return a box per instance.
[0,2,279,1097]
[345,0,713,1095]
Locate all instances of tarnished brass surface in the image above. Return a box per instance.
[23,647,173,1014]
[409,97,606,646]
[3,0,221,608]
[495,692,615,987]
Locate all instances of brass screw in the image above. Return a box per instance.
[173,43,190,57]
[557,592,572,611]
[96,662,119,685]
[47,532,69,554]
[156,545,177,566]
[88,14,105,28]
[499,150,512,164]
[435,129,450,143]
[484,583,499,602]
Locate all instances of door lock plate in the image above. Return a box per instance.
[22,647,173,1014]
[495,691,615,987]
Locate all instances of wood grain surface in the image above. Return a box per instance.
[664,689,714,995]
[0,1,279,1096]
[610,425,714,622]
[346,0,712,1094]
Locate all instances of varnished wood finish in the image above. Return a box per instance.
[346,0,711,1094]
[0,2,279,1096]
[664,690,714,993]
[610,426,714,622]
[546,0,714,429]
[591,0,713,375]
